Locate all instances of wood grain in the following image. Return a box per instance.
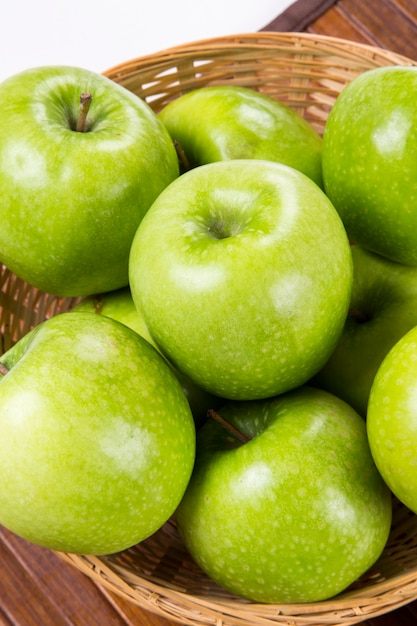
[0,526,177,626]
[306,0,417,59]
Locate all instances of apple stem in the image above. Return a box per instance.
[76,92,92,132]
[207,408,250,443]
[0,363,8,377]
[173,139,191,171]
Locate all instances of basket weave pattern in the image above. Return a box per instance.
[2,32,417,626]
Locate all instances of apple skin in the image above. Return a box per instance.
[73,288,156,346]
[0,312,195,555]
[311,245,417,417]
[0,65,179,296]
[129,159,353,401]
[367,325,417,514]
[159,85,323,187]
[322,66,417,266]
[73,288,223,426]
[175,387,392,603]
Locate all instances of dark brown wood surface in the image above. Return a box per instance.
[2,2,417,624]
[305,0,417,60]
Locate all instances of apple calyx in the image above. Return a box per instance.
[348,307,370,324]
[207,224,228,240]
[76,92,92,132]
[0,363,8,378]
[206,217,242,240]
[207,408,250,444]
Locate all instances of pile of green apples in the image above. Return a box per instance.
[0,62,417,605]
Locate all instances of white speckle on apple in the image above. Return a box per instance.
[0,388,45,427]
[4,139,46,184]
[372,111,411,157]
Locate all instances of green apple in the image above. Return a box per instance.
[0,65,179,296]
[176,386,392,603]
[159,85,323,187]
[73,288,223,426]
[0,312,195,555]
[73,288,156,345]
[368,325,417,514]
[322,66,417,265]
[312,245,417,417]
[129,159,353,401]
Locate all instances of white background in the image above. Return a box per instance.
[0,0,294,83]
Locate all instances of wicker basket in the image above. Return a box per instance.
[2,32,417,626]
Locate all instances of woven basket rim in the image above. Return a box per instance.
[58,493,417,621]
[60,545,417,626]
[103,31,417,78]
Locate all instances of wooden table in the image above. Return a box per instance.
[2,1,417,624]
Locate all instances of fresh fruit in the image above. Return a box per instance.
[129,159,353,401]
[322,66,417,265]
[176,387,392,603]
[0,65,179,296]
[159,85,323,187]
[73,288,157,350]
[312,245,417,417]
[367,325,417,514]
[0,312,195,554]
[73,288,222,426]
